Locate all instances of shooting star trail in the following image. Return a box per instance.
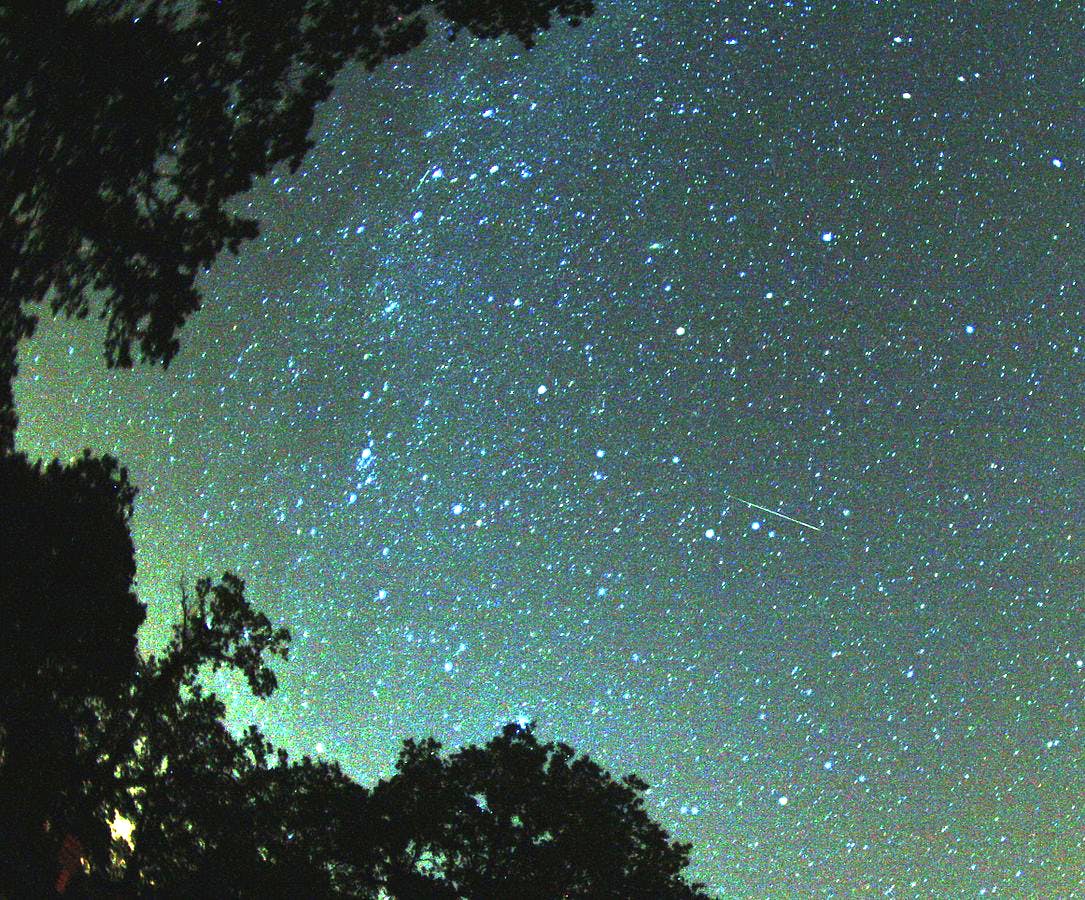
[727,495,823,532]
[414,167,433,191]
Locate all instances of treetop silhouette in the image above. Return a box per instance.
[1,3,716,896]
[366,723,714,899]
[0,0,592,449]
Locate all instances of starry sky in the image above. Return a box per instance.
[13,2,1085,895]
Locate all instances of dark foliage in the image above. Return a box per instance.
[105,688,368,896]
[0,3,712,896]
[61,580,712,896]
[0,450,144,891]
[97,706,714,897]
[0,451,143,697]
[81,572,298,890]
[366,724,713,899]
[0,0,593,449]
[1,537,711,895]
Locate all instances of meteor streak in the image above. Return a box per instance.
[727,495,822,532]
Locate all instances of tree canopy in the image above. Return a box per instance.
[1,2,716,896]
[0,0,592,449]
[0,451,144,890]
[0,531,711,894]
[0,454,713,894]
[366,724,712,899]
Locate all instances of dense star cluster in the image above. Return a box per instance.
[15,2,1082,895]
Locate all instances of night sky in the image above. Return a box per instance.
[14,2,1085,895]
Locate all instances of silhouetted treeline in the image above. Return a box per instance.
[3,1,714,896]
[0,468,709,895]
[0,0,592,450]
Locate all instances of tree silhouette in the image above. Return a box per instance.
[106,688,366,896]
[365,724,713,899]
[75,573,301,892]
[98,710,713,897]
[0,450,144,891]
[0,0,593,449]
[0,500,711,894]
[1,3,716,895]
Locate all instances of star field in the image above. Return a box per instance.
[14,2,1084,895]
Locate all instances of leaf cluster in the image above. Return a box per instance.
[0,0,591,450]
[367,723,713,899]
